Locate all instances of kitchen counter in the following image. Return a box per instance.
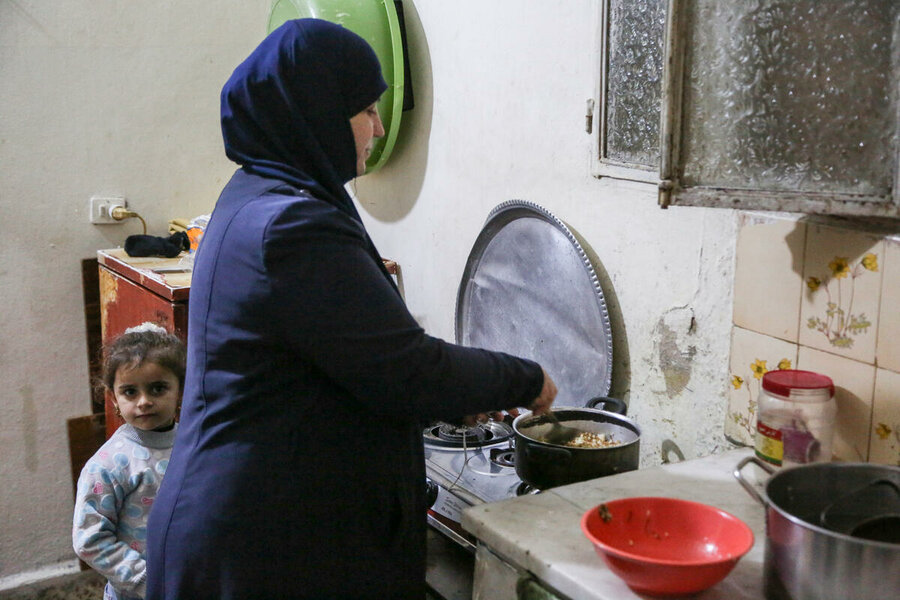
[462,448,766,599]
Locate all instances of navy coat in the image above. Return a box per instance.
[146,20,543,599]
[145,171,542,599]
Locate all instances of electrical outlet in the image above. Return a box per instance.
[90,196,127,224]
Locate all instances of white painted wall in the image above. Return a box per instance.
[356,1,736,462]
[0,0,736,584]
[0,0,272,584]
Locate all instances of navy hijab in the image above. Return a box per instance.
[221,18,387,221]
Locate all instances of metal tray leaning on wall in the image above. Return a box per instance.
[455,200,614,408]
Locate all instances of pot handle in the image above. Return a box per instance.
[587,396,627,415]
[734,455,775,506]
[524,443,573,465]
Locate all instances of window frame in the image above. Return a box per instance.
[656,0,900,218]
[590,0,664,185]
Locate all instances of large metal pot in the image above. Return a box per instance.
[512,397,640,490]
[735,456,900,600]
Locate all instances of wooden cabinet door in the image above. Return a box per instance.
[99,266,188,437]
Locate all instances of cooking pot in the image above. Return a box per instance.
[735,456,900,600]
[512,397,640,490]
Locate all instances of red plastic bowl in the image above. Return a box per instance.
[580,497,754,596]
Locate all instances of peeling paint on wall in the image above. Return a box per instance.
[654,312,697,397]
[19,384,37,472]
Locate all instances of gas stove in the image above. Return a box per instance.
[423,420,537,552]
[423,201,616,598]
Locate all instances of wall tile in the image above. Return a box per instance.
[876,237,900,373]
[799,224,883,364]
[870,368,900,466]
[733,214,805,342]
[798,346,875,462]
[726,326,798,447]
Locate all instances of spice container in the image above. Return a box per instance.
[755,370,836,467]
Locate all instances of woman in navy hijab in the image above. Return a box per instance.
[145,19,556,599]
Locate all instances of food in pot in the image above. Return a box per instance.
[563,431,620,449]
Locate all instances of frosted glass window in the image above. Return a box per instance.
[680,0,897,196]
[604,0,668,169]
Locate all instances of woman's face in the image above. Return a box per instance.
[349,102,385,176]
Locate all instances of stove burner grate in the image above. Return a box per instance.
[489,448,516,468]
[423,420,513,449]
[437,423,486,444]
[516,482,542,496]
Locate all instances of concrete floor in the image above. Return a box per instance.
[0,571,104,600]
[0,570,446,599]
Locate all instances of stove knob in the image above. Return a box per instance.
[424,477,439,508]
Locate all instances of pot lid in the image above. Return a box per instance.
[762,369,835,397]
[456,201,613,407]
[267,0,406,173]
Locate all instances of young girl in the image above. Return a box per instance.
[73,323,185,600]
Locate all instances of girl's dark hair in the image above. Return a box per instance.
[101,326,187,391]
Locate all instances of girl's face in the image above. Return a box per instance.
[112,361,180,431]
[349,102,385,176]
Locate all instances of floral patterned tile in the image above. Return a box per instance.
[870,368,900,466]
[732,214,806,342]
[798,346,876,462]
[876,237,900,373]
[725,326,798,447]
[799,223,883,365]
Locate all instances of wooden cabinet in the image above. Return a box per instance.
[97,249,191,438]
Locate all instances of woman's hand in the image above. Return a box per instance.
[459,368,556,426]
[528,368,557,416]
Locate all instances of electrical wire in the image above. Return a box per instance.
[447,430,471,492]
[111,206,147,235]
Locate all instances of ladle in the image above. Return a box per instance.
[542,411,580,445]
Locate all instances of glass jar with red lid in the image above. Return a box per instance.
[755,369,836,467]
